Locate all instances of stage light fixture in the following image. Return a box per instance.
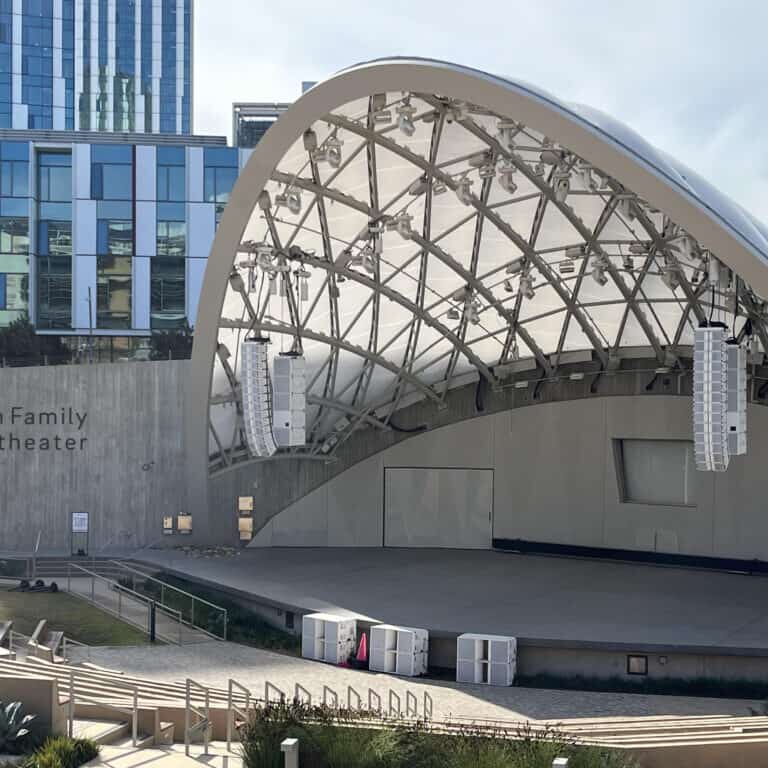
[455,176,474,205]
[326,135,343,168]
[447,307,460,320]
[286,189,302,215]
[498,162,518,194]
[396,100,417,137]
[519,273,535,300]
[553,170,570,203]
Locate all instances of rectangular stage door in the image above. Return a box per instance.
[384,467,492,549]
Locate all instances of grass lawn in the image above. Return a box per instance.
[0,588,148,646]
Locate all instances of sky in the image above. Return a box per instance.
[193,0,768,224]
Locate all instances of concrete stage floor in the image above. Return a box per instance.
[136,548,768,653]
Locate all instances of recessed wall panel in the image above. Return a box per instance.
[384,467,492,549]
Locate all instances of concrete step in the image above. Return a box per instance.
[111,732,156,749]
[72,718,130,745]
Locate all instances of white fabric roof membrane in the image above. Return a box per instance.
[206,57,768,470]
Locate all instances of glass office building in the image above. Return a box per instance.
[232,103,290,149]
[0,131,250,348]
[0,0,192,133]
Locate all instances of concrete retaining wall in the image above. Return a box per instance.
[0,361,189,552]
[249,396,768,562]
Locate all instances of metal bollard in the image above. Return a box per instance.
[552,759,569,767]
[281,738,299,768]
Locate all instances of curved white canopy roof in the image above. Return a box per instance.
[189,58,768,473]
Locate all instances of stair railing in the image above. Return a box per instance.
[226,678,252,752]
[66,668,138,747]
[185,678,211,757]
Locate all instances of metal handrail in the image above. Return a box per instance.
[226,678,252,752]
[66,669,138,747]
[185,678,210,757]
[109,561,229,640]
[66,563,184,644]
[61,636,92,662]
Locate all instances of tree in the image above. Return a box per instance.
[0,314,70,365]
[150,321,194,360]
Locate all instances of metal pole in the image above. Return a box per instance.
[149,601,156,643]
[87,287,94,364]
[132,686,138,747]
[184,680,190,757]
[204,689,210,756]
[68,670,74,737]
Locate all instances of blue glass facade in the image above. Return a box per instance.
[1,0,190,132]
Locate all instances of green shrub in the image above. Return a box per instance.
[239,703,638,768]
[0,701,37,754]
[23,737,100,768]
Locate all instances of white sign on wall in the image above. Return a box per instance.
[71,512,89,533]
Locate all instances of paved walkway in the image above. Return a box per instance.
[88,743,241,768]
[74,642,762,723]
[67,577,211,645]
[135,548,768,651]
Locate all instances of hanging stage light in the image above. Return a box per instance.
[286,189,302,215]
[552,169,571,203]
[519,273,535,300]
[503,278,514,293]
[371,93,392,124]
[591,257,609,286]
[661,262,681,291]
[396,99,417,137]
[447,306,460,321]
[326,135,343,168]
[394,212,414,239]
[498,162,518,195]
[497,119,518,149]
[455,176,474,205]
[617,197,636,221]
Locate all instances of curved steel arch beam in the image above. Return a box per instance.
[219,317,443,406]
[325,113,610,366]
[271,169,552,375]
[188,58,768,526]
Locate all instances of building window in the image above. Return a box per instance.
[91,144,132,200]
[150,257,185,329]
[614,439,696,507]
[156,146,185,201]
[37,151,72,202]
[627,655,648,676]
[96,255,132,329]
[0,140,28,197]
[0,217,29,255]
[157,202,185,257]
[38,220,72,257]
[37,255,72,329]
[0,273,28,320]
[203,147,238,204]
[97,219,132,257]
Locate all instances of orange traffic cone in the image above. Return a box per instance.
[356,632,368,664]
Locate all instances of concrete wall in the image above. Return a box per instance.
[0,361,190,553]
[251,396,768,562]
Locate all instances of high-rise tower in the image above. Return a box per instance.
[0,0,192,133]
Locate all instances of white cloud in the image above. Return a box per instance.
[194,0,768,222]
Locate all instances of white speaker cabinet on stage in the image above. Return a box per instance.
[456,633,517,686]
[369,624,428,677]
[301,613,357,665]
